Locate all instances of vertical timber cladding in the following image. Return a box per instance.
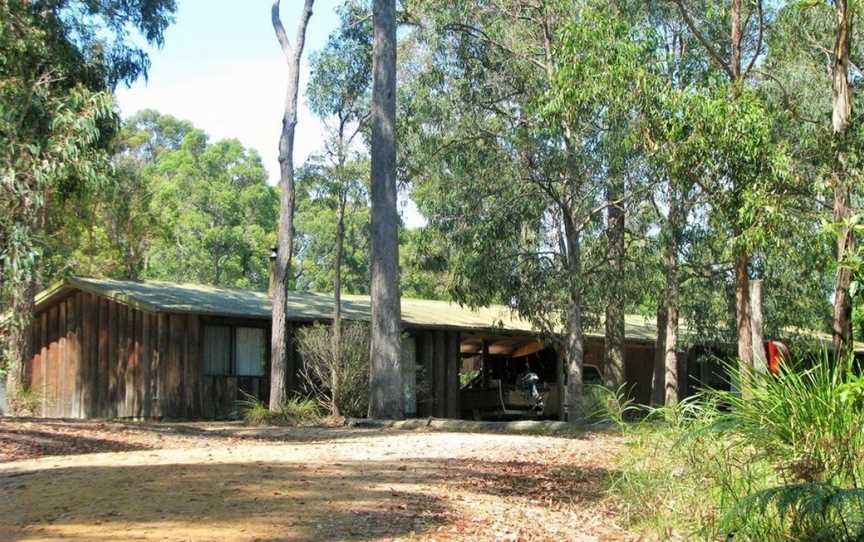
[414,328,462,419]
[22,292,84,418]
[22,290,200,420]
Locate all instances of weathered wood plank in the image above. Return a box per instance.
[201,376,215,419]
[165,313,185,418]
[57,301,67,417]
[417,331,435,417]
[80,293,95,416]
[124,308,136,417]
[185,314,200,417]
[97,298,110,416]
[434,330,447,418]
[446,331,461,419]
[40,311,48,417]
[67,293,81,418]
[117,303,128,417]
[141,313,152,418]
[155,313,169,418]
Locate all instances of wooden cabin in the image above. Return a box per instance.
[21,277,670,420]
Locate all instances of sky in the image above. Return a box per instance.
[116,0,425,227]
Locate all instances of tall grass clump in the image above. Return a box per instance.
[611,351,864,541]
[236,391,321,426]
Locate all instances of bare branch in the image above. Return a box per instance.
[272,0,314,61]
[271,0,291,56]
[293,0,315,63]
[742,0,764,78]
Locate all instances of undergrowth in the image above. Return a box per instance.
[236,391,322,426]
[609,352,864,541]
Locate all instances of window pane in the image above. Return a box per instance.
[236,327,265,377]
[203,325,231,375]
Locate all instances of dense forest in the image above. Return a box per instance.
[1,0,862,402]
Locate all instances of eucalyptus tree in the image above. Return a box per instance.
[825,0,860,354]
[306,2,373,409]
[0,0,176,394]
[269,0,315,411]
[669,0,773,374]
[760,0,862,354]
[403,0,653,420]
[368,0,403,419]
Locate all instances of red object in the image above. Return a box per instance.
[766,341,789,375]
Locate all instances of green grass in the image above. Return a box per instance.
[236,391,322,426]
[608,352,864,541]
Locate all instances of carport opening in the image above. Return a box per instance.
[459,334,562,421]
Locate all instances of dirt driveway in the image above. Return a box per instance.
[0,420,631,541]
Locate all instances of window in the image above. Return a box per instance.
[203,325,231,375]
[235,327,266,376]
[202,324,267,377]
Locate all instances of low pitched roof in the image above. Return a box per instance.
[36,277,659,341]
[38,277,860,351]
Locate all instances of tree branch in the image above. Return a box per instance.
[271,0,291,56]
[272,0,315,61]
[671,0,735,80]
[742,0,764,79]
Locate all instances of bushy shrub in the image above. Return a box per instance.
[296,322,370,418]
[612,352,864,541]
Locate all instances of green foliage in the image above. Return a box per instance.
[296,322,371,418]
[582,383,637,427]
[236,391,321,426]
[44,110,279,290]
[294,157,370,293]
[612,352,864,540]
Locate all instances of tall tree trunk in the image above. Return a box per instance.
[663,192,683,406]
[604,176,626,389]
[735,250,753,377]
[831,0,855,356]
[675,0,755,380]
[562,206,584,423]
[652,301,668,405]
[331,193,346,417]
[269,0,314,412]
[750,279,768,372]
[368,0,403,419]
[730,0,754,379]
[664,276,680,406]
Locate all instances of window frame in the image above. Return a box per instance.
[200,317,270,378]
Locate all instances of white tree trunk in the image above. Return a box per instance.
[269,0,315,411]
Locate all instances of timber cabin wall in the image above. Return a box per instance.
[413,328,461,418]
[26,291,156,419]
[25,290,272,420]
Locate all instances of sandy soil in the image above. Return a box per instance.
[0,420,632,542]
